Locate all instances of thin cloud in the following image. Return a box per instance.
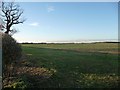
[47,6,55,12]
[29,22,39,26]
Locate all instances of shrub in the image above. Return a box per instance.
[2,33,22,77]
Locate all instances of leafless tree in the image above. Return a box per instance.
[1,1,25,34]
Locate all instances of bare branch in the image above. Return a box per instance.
[1,1,25,34]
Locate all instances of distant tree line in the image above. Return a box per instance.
[20,42,120,44]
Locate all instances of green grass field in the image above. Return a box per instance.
[21,43,119,88]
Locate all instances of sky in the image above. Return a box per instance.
[12,2,118,43]
[3,0,120,2]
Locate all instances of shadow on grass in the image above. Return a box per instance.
[3,47,119,88]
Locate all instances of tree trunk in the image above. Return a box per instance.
[5,26,10,34]
[5,31,9,34]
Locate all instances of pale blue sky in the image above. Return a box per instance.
[13,2,118,43]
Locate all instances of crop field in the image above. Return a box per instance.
[20,43,119,88]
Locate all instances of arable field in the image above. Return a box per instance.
[21,42,119,88]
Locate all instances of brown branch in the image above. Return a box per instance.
[1,1,25,34]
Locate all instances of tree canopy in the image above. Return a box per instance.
[1,2,25,35]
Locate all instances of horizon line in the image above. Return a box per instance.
[17,39,119,43]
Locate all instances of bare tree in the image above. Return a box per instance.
[1,2,25,34]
